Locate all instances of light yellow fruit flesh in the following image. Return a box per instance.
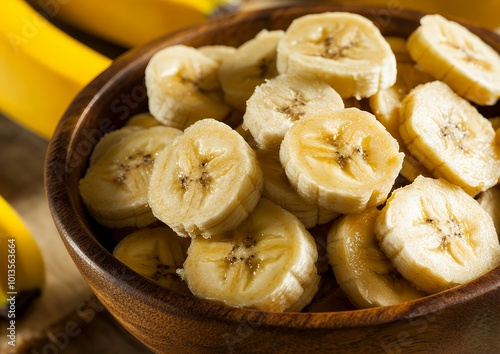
[399,81,500,196]
[375,176,500,294]
[280,108,403,214]
[148,119,263,238]
[113,226,191,296]
[327,207,424,308]
[182,198,319,312]
[407,14,500,105]
[277,12,396,99]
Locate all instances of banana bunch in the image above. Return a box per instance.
[0,195,45,317]
[0,0,239,139]
[79,11,500,312]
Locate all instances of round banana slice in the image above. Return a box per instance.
[125,112,162,129]
[399,80,500,196]
[148,119,263,238]
[369,63,433,181]
[255,148,340,229]
[79,126,183,228]
[376,176,500,295]
[243,72,344,151]
[407,14,500,106]
[145,44,230,129]
[279,108,404,214]
[179,198,320,312]
[218,29,284,111]
[327,207,425,308]
[198,45,237,64]
[113,226,192,296]
[276,12,397,99]
[89,125,142,166]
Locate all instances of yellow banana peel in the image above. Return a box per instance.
[0,194,45,317]
[0,0,112,139]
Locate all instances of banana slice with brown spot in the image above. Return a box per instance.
[79,126,182,228]
[277,12,397,99]
[148,119,263,238]
[179,198,320,312]
[279,108,403,214]
[375,176,500,294]
[399,80,500,196]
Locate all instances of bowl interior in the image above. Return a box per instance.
[45,3,500,331]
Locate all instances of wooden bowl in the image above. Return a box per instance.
[45,4,500,353]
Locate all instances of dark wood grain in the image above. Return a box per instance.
[45,4,500,353]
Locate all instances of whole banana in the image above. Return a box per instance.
[0,0,111,139]
[0,195,45,317]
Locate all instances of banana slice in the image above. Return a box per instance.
[179,198,320,312]
[79,126,182,228]
[242,72,344,151]
[279,108,403,214]
[148,119,263,238]
[125,112,162,128]
[276,12,397,99]
[255,148,340,229]
[407,14,500,106]
[145,44,230,129]
[477,185,500,241]
[218,29,284,111]
[198,45,237,64]
[399,80,500,196]
[113,226,192,296]
[369,63,433,181]
[375,176,500,294]
[89,125,142,166]
[327,207,425,308]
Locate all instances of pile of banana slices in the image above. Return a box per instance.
[79,12,500,312]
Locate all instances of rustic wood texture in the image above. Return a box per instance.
[44,4,500,354]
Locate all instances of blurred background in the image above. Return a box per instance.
[0,0,499,353]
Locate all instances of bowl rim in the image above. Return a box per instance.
[45,3,500,330]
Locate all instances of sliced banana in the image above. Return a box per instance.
[407,14,500,105]
[113,226,192,296]
[399,80,500,196]
[375,176,500,294]
[218,29,284,111]
[476,185,500,241]
[145,44,230,129]
[148,119,263,238]
[179,198,320,312]
[276,12,397,99]
[255,148,340,229]
[125,112,162,128]
[79,126,183,228]
[327,207,425,308]
[279,108,403,214]
[242,72,344,151]
[369,63,433,181]
[89,125,142,166]
[198,45,237,64]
